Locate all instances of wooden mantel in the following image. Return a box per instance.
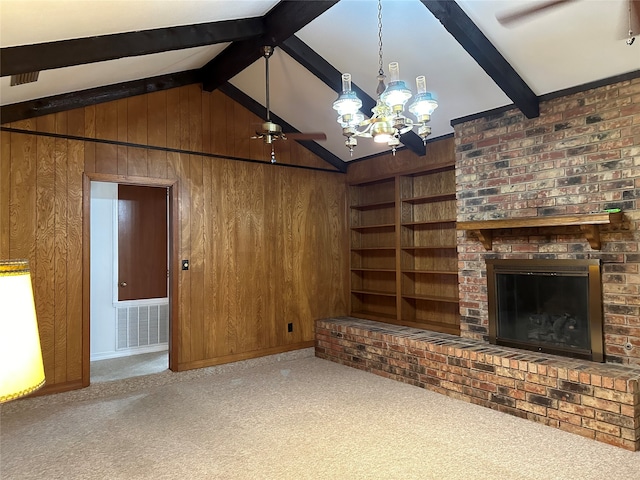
[457,211,623,250]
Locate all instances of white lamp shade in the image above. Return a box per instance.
[0,260,45,403]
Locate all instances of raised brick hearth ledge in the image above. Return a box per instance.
[316,317,640,451]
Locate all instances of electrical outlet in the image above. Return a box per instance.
[287,323,293,333]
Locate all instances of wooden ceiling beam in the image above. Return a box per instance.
[218,82,346,172]
[280,36,426,157]
[1,17,265,77]
[0,70,201,124]
[200,1,338,92]
[421,0,539,119]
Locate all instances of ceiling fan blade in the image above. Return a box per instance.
[497,0,577,25]
[285,132,327,141]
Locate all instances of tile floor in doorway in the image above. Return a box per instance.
[90,350,168,383]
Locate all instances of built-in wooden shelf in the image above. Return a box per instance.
[402,293,459,303]
[401,193,456,205]
[350,200,395,211]
[458,212,623,250]
[351,267,396,273]
[402,219,456,227]
[402,269,459,275]
[351,289,397,297]
[351,223,395,231]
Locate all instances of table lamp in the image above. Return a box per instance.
[0,260,45,403]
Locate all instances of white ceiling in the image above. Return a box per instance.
[1,0,638,163]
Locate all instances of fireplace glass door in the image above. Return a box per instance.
[486,259,603,362]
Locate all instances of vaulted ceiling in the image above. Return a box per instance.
[1,0,639,170]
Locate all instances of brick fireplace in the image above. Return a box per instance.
[455,76,640,366]
[316,76,640,452]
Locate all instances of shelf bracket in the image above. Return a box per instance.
[476,230,493,250]
[580,224,601,250]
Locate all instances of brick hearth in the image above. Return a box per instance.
[316,317,640,451]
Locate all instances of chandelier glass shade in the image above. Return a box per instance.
[332,0,438,155]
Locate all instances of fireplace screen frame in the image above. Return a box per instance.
[486,259,604,362]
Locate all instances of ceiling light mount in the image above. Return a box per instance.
[332,0,438,156]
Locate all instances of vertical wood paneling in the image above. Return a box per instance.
[96,102,118,141]
[147,91,167,179]
[127,95,148,177]
[166,89,181,151]
[95,102,118,175]
[83,106,96,174]
[202,93,211,154]
[220,162,238,355]
[9,121,37,257]
[189,155,205,361]
[0,131,10,257]
[66,138,84,381]
[35,115,56,385]
[179,87,191,151]
[262,166,278,348]
[117,99,128,175]
[177,152,191,364]
[188,85,202,153]
[84,105,96,137]
[233,101,252,159]
[210,159,231,356]
[53,114,69,384]
[1,83,348,390]
[210,91,228,155]
[202,155,216,358]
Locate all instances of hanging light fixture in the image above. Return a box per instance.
[332,0,438,156]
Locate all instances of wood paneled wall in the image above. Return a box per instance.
[346,136,455,184]
[1,85,348,395]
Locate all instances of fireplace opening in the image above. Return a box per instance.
[486,259,604,362]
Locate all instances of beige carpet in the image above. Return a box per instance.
[1,349,639,479]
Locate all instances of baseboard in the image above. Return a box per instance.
[176,341,315,371]
[90,344,168,361]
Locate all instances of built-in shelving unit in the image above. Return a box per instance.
[458,211,623,250]
[349,164,459,335]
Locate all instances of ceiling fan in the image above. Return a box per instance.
[497,0,639,44]
[252,46,326,163]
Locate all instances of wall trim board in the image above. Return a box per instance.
[83,173,180,386]
[0,127,344,175]
[176,341,315,372]
[30,379,85,398]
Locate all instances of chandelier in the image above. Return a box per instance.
[332,0,438,155]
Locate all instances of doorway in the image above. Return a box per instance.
[82,174,178,387]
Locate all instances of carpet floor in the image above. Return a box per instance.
[1,349,639,479]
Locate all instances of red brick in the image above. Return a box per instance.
[548,408,582,426]
[516,400,548,416]
[595,432,638,451]
[583,418,621,436]
[558,422,596,439]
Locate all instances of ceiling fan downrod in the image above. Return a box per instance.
[263,46,273,121]
[627,1,636,45]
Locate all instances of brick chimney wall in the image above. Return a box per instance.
[455,77,640,366]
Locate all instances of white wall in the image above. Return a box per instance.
[90,181,118,359]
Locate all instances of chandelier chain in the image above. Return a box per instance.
[377,0,384,77]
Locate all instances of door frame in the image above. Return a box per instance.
[82,173,179,387]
